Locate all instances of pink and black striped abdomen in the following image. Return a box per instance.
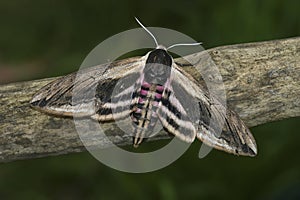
[130,81,165,146]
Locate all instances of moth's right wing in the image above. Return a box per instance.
[30,57,144,117]
[169,64,257,156]
[156,83,198,143]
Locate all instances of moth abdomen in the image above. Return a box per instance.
[130,82,166,146]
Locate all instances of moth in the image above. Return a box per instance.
[30,18,257,156]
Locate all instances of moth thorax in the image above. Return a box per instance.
[144,63,171,85]
[146,49,172,66]
[144,49,172,85]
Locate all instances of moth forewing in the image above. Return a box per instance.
[155,67,200,143]
[30,57,143,117]
[171,63,257,156]
[30,73,87,117]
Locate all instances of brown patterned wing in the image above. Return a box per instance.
[30,57,144,117]
[171,64,257,156]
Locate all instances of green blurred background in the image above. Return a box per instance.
[0,0,299,199]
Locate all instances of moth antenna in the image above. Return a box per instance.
[166,42,202,50]
[135,17,159,48]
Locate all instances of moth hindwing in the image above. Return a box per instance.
[31,46,257,157]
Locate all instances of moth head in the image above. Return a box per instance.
[146,48,172,67]
[135,17,201,84]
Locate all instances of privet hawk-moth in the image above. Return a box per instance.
[30,19,257,157]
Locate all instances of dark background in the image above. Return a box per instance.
[0,0,299,199]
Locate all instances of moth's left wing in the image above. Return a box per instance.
[30,57,144,117]
[167,63,257,156]
[91,68,143,121]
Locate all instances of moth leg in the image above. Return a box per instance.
[132,127,147,148]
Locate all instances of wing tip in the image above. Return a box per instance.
[30,97,47,108]
[244,144,258,157]
[243,132,258,157]
[237,142,257,157]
